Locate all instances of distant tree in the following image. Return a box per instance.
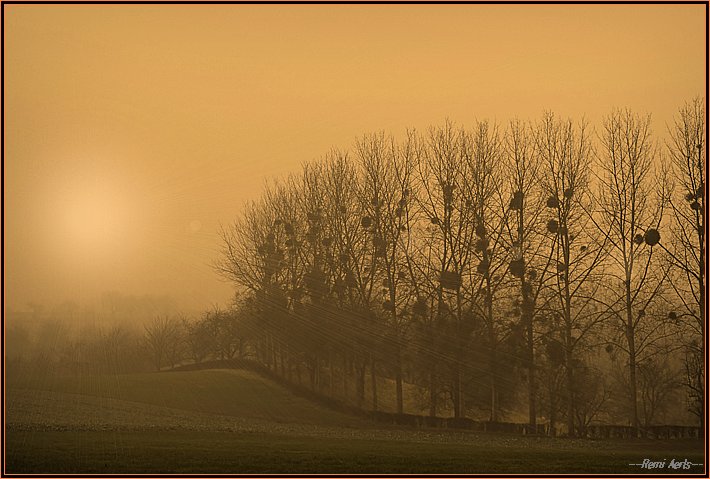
[684,343,704,427]
[205,306,245,361]
[183,316,214,364]
[571,362,610,436]
[637,358,679,428]
[100,327,136,373]
[143,316,182,371]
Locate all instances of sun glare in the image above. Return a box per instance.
[65,198,115,242]
[58,179,129,254]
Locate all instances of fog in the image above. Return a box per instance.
[4,5,706,474]
[4,4,704,313]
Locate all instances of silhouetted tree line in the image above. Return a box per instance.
[142,303,254,370]
[210,100,704,437]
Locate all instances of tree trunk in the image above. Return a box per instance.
[287,351,293,382]
[395,355,404,415]
[693,158,704,438]
[527,330,537,428]
[626,285,639,436]
[154,351,162,372]
[525,307,536,427]
[453,362,461,418]
[429,369,437,417]
[356,362,365,408]
[280,346,286,377]
[371,356,378,411]
[314,353,320,391]
[565,340,575,437]
[267,334,274,370]
[489,332,498,422]
[549,390,557,437]
[485,274,497,422]
[343,355,349,400]
[454,289,463,419]
[329,350,334,398]
[309,361,316,391]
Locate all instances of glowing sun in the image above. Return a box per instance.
[58,178,130,254]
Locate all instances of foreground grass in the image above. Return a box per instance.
[6,430,705,474]
[5,368,705,474]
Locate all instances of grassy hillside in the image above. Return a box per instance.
[5,367,704,474]
[8,368,364,427]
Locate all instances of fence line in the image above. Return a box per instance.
[170,358,701,440]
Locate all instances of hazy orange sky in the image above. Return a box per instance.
[4,4,706,313]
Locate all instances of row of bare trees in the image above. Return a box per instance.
[215,99,704,436]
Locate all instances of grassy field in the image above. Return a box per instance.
[5,368,705,474]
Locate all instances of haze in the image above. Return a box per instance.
[4,4,705,312]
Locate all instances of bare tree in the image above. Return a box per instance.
[593,108,671,434]
[216,197,273,293]
[356,131,418,414]
[665,97,705,431]
[320,151,368,402]
[143,316,182,371]
[572,362,610,437]
[205,306,244,361]
[460,120,508,421]
[638,358,679,428]
[216,180,290,372]
[413,121,479,418]
[501,118,555,428]
[535,112,605,436]
[183,316,214,364]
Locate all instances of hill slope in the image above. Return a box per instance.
[7,368,367,429]
[5,367,704,474]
